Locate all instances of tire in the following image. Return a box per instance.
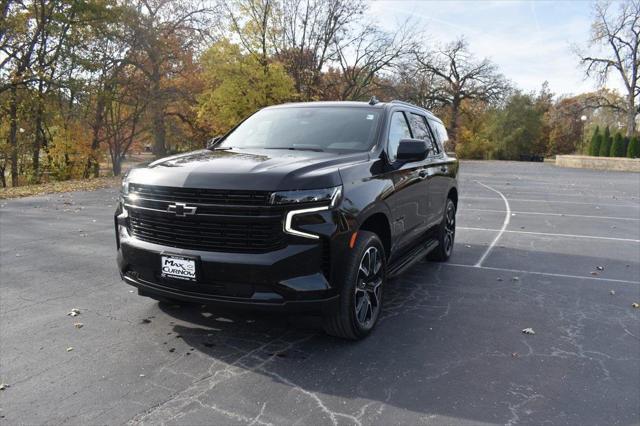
[428,198,456,262]
[323,231,386,340]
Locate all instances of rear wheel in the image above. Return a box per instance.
[428,198,456,262]
[323,231,386,340]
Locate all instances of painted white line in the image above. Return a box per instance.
[461,196,640,208]
[460,208,640,222]
[459,189,640,201]
[445,263,640,285]
[460,227,640,243]
[474,181,510,267]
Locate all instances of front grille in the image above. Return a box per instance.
[129,183,271,206]
[126,185,286,253]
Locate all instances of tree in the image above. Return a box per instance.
[332,22,419,101]
[488,92,544,160]
[273,0,366,100]
[610,132,626,157]
[124,0,218,158]
[578,1,640,136]
[589,126,601,156]
[547,96,585,156]
[599,126,613,156]
[196,39,295,134]
[628,136,640,157]
[592,133,603,157]
[416,38,510,149]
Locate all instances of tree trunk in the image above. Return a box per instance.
[0,165,6,188]
[112,153,122,176]
[9,85,19,187]
[32,99,44,183]
[448,97,461,150]
[150,64,166,158]
[626,94,636,137]
[151,97,166,157]
[84,89,106,178]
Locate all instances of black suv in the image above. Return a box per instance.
[115,100,458,339]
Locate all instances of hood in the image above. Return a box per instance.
[127,148,369,191]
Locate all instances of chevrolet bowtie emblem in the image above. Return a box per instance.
[167,202,197,217]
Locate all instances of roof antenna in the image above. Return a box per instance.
[368,96,379,105]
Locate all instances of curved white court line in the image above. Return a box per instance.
[460,208,640,222]
[474,181,511,267]
[445,263,639,285]
[460,227,640,243]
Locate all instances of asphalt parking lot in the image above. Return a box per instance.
[1,161,639,425]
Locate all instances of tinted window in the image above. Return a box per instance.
[387,112,412,161]
[219,107,381,152]
[430,120,450,153]
[409,113,437,154]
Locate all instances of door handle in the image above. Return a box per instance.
[440,166,447,173]
[418,169,428,179]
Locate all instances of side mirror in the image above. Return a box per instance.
[396,139,430,162]
[207,136,222,149]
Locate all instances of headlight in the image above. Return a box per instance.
[121,177,130,195]
[270,186,342,207]
[278,186,342,239]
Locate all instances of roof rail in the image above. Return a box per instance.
[390,99,417,107]
[390,99,434,115]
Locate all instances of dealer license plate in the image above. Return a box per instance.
[160,255,196,282]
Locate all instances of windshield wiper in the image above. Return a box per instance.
[265,147,324,152]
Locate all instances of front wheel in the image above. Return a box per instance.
[323,231,386,340]
[428,198,456,262]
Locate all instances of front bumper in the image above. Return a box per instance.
[115,204,351,313]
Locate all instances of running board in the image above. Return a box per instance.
[387,239,439,278]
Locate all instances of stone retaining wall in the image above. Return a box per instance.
[555,155,640,172]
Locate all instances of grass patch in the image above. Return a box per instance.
[0,176,121,200]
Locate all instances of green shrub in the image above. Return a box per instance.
[623,136,630,156]
[610,133,626,157]
[627,136,640,158]
[588,126,600,156]
[599,128,612,157]
[591,134,602,157]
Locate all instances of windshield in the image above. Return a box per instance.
[217,107,381,152]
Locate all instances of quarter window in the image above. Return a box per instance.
[387,112,412,161]
[409,113,438,154]
[430,120,450,153]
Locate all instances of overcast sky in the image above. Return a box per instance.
[368,0,625,97]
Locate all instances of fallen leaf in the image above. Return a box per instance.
[590,271,599,276]
[0,176,119,200]
[522,328,535,335]
[66,347,74,352]
[74,323,83,329]
[610,290,616,295]
[511,352,519,358]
